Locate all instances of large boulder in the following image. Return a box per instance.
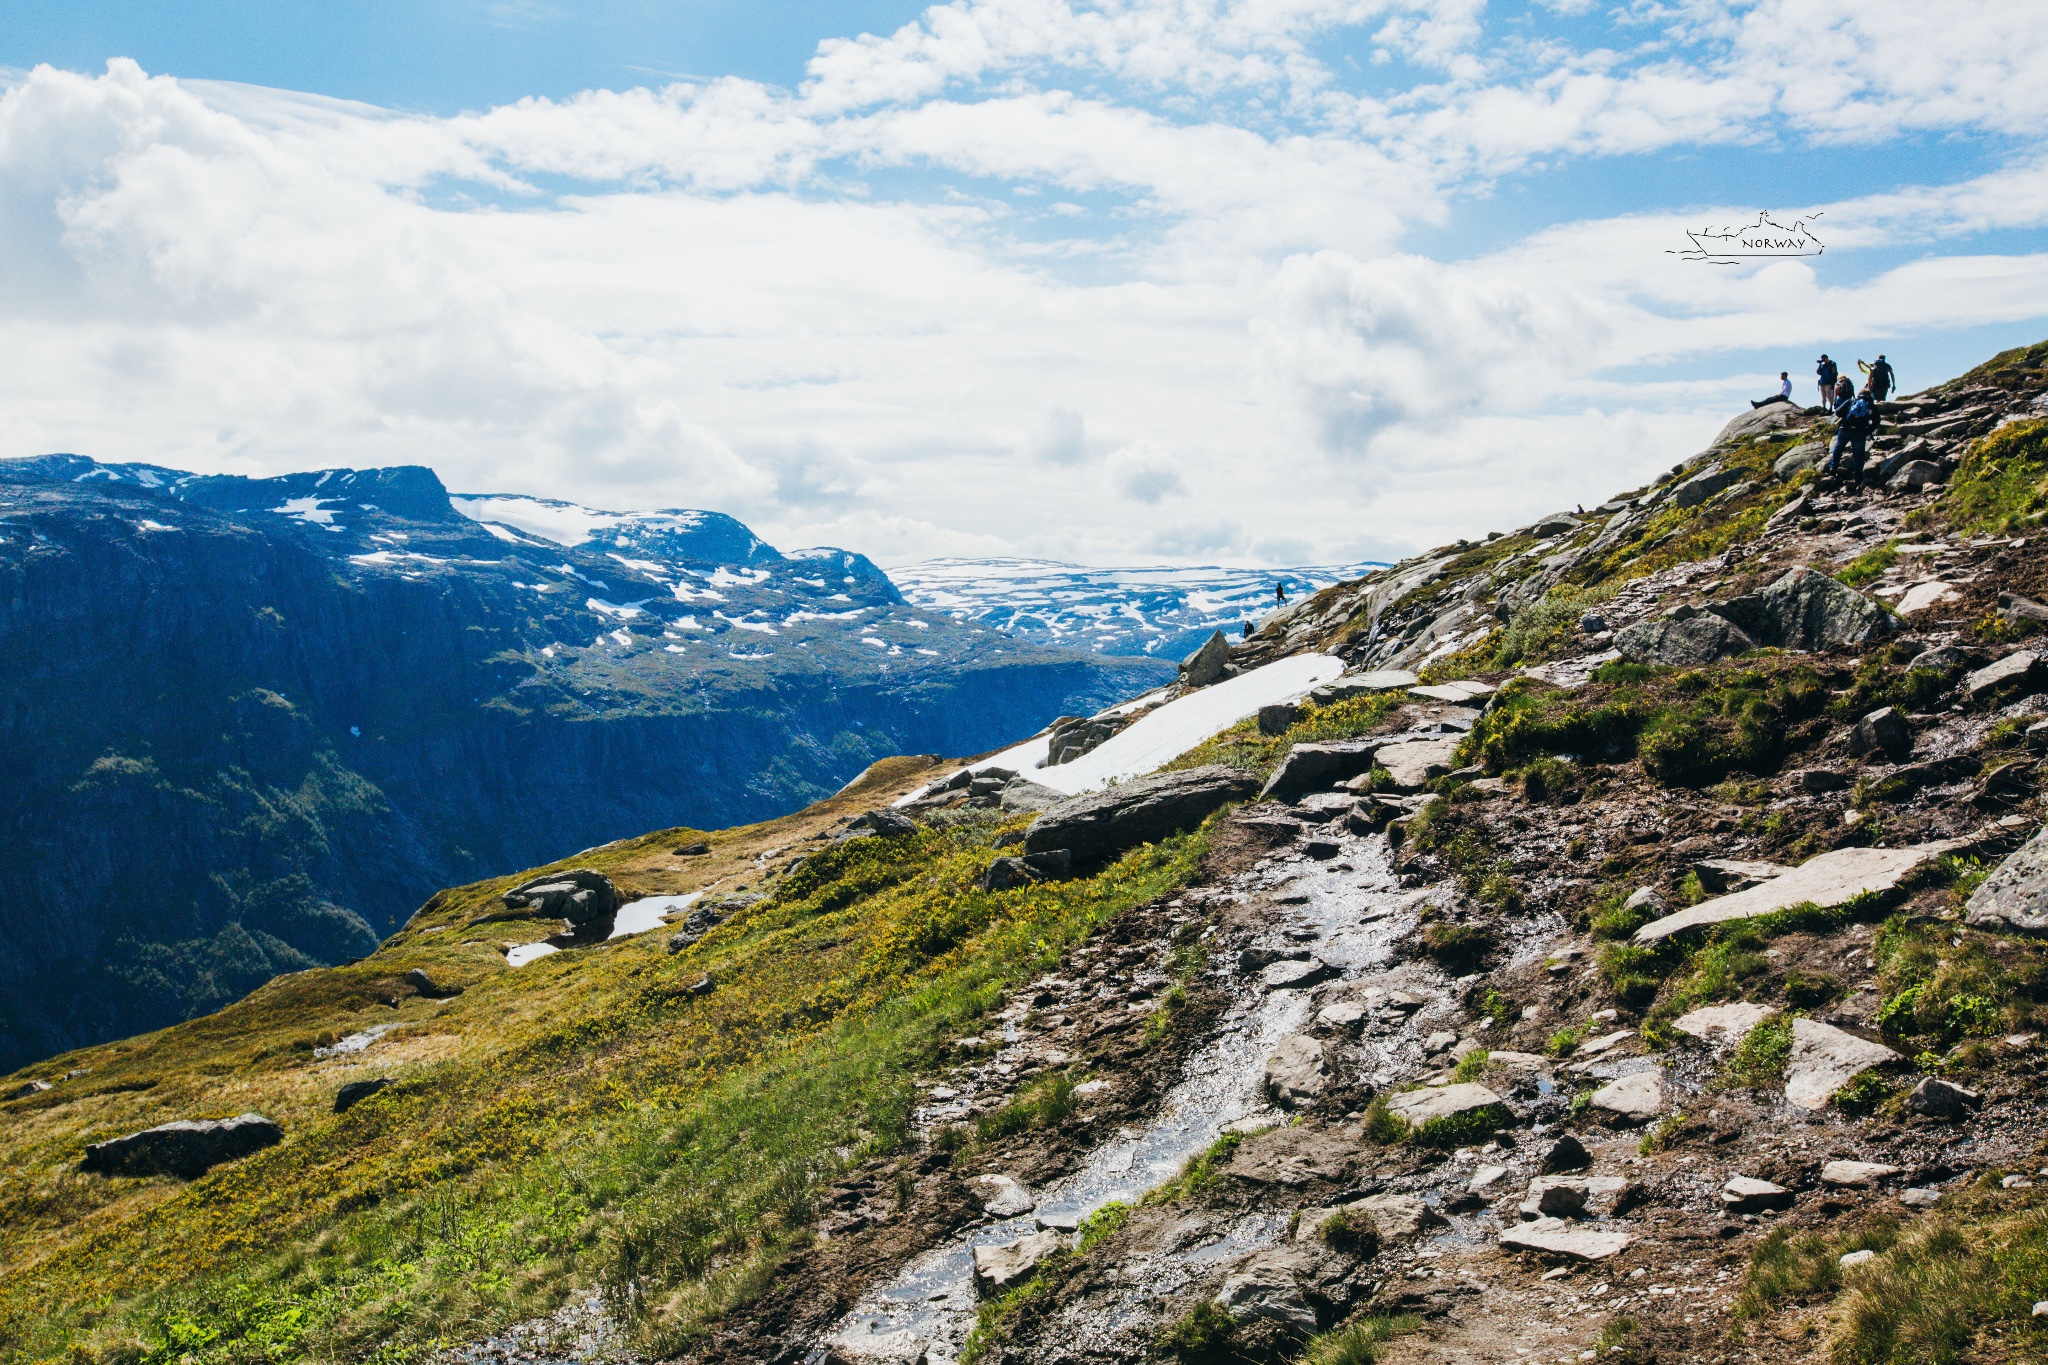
[495,868,619,931]
[1774,442,1826,478]
[1374,737,1463,790]
[1024,765,1260,870]
[978,850,1073,891]
[1615,610,1758,667]
[1259,739,1380,801]
[1965,651,2046,702]
[1967,824,2048,934]
[1589,1070,1666,1123]
[83,1113,284,1178]
[1212,1247,1318,1333]
[1709,403,1805,449]
[1181,630,1233,688]
[1711,567,1893,652]
[1672,465,1742,509]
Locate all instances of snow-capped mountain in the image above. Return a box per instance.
[890,557,1386,660]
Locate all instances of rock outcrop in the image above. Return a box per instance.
[1712,566,1894,652]
[82,1113,284,1177]
[495,869,620,938]
[1024,766,1260,870]
[1615,610,1757,666]
[1967,823,2048,934]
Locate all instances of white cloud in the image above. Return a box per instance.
[0,0,2045,569]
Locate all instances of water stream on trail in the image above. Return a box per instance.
[819,825,1433,1365]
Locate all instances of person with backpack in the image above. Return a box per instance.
[1816,354,1838,409]
[1827,378,1877,485]
[1869,354,1895,403]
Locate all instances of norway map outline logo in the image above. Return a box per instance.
[1671,210,1824,264]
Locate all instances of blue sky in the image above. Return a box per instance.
[2,1,2047,565]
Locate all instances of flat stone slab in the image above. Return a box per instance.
[1345,1192,1442,1239]
[1377,737,1464,790]
[1575,1029,1635,1058]
[1967,823,2048,934]
[1785,1018,1901,1110]
[1895,581,1960,616]
[1500,1217,1632,1262]
[1635,844,1954,943]
[1722,1176,1794,1213]
[1409,680,1496,704]
[1352,669,1421,690]
[1822,1160,1902,1188]
[1385,1082,1506,1128]
[1673,1002,1779,1045]
[1590,1070,1666,1122]
[1260,957,1334,990]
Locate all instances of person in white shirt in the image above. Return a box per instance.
[1752,371,1795,409]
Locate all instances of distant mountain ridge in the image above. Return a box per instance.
[891,556,1386,661]
[0,456,1168,1069]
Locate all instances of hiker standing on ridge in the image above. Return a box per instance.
[1816,354,1838,409]
[1274,581,1288,605]
[1753,372,1794,408]
[1869,354,1896,403]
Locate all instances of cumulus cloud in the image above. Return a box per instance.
[0,0,2045,568]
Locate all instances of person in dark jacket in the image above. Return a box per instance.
[1826,378,1876,485]
[1816,354,1838,408]
[1869,354,1895,402]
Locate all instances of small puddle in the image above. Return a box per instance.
[822,827,1424,1364]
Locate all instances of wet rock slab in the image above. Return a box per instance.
[1500,1217,1632,1262]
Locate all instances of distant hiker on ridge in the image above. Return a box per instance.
[1868,354,1896,403]
[1274,581,1288,604]
[1753,371,1794,408]
[1816,354,1838,409]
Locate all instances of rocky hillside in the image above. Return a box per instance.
[0,458,1167,1070]
[8,339,2048,1365]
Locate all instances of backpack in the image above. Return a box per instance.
[1845,396,1873,429]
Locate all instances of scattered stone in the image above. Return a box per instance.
[1500,1218,1631,1262]
[1471,1164,1509,1193]
[1264,1035,1330,1109]
[1345,1192,1440,1239]
[1539,1133,1591,1174]
[1795,768,1851,793]
[1673,1002,1779,1046]
[1899,1187,1942,1208]
[1965,651,2045,701]
[1180,630,1234,688]
[1721,1176,1794,1214]
[1316,1000,1369,1033]
[1840,1249,1877,1268]
[1385,1082,1506,1128]
[1906,1075,1983,1120]
[333,1078,393,1114]
[1615,612,1758,667]
[83,1113,284,1178]
[979,850,1074,891]
[1574,1030,1634,1058]
[1302,837,1341,859]
[843,808,918,839]
[1966,823,2048,934]
[687,974,715,995]
[1895,581,1960,616]
[1258,702,1303,736]
[1025,766,1261,870]
[998,777,1068,814]
[1212,1249,1318,1333]
[1520,1179,1587,1220]
[1623,886,1668,917]
[1910,644,1973,673]
[1589,1071,1665,1123]
[1889,460,1947,491]
[1636,843,1957,943]
[1424,1030,1459,1054]
[406,967,462,999]
[1035,1209,1083,1233]
[1849,706,1912,762]
[1261,958,1334,991]
[1785,1019,1902,1110]
[972,1230,1064,1297]
[2001,592,2048,624]
[966,1173,1035,1217]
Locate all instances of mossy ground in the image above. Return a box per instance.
[0,754,1211,1363]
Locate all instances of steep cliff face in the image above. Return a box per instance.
[0,459,1167,1069]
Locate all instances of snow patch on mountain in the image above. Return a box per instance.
[892,557,1382,660]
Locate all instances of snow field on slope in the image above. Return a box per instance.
[901,653,1342,803]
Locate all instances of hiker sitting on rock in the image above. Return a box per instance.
[1753,371,1794,408]
[1816,354,1838,409]
[1825,377,1878,487]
